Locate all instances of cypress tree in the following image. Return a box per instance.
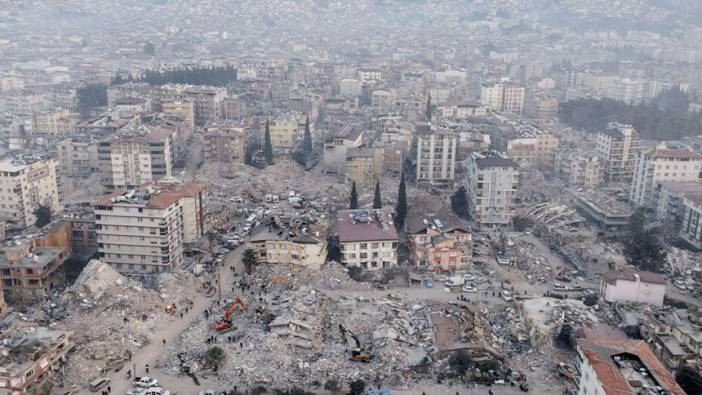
[350,182,358,210]
[373,181,382,209]
[303,115,313,168]
[263,120,273,164]
[426,91,432,121]
[395,171,407,230]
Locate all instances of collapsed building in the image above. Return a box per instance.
[247,215,329,270]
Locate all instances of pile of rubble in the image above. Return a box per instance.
[55,260,206,390]
[257,262,372,291]
[666,247,702,277]
[165,286,434,389]
[509,238,555,283]
[521,297,599,336]
[486,306,531,355]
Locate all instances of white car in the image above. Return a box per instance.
[674,280,687,290]
[461,285,478,293]
[133,377,158,388]
[500,290,513,302]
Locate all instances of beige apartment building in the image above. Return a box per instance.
[631,147,702,208]
[506,129,559,168]
[466,153,520,226]
[416,126,457,190]
[269,116,300,150]
[0,158,61,228]
[345,148,383,188]
[28,109,78,135]
[480,82,525,113]
[204,122,246,164]
[161,99,195,134]
[98,126,175,191]
[57,138,99,177]
[247,222,328,270]
[337,208,398,271]
[596,123,641,184]
[94,182,207,275]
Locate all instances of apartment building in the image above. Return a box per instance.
[222,98,242,120]
[203,122,246,164]
[600,269,666,306]
[654,182,702,225]
[607,78,647,105]
[480,82,525,113]
[182,86,227,126]
[0,224,72,303]
[576,337,685,395]
[28,109,78,136]
[345,148,383,188]
[437,101,488,119]
[356,68,383,85]
[323,123,363,176]
[596,123,640,184]
[247,221,327,270]
[525,95,559,119]
[680,195,702,250]
[57,137,99,178]
[407,212,472,272]
[94,182,207,275]
[98,126,175,191]
[630,147,702,207]
[466,153,519,226]
[337,208,398,271]
[0,158,61,228]
[1,325,73,395]
[268,116,300,151]
[161,100,195,134]
[416,126,457,190]
[505,128,559,168]
[554,150,602,188]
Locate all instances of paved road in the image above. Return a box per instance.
[76,247,245,395]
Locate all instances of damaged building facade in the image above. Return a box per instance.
[337,208,398,271]
[406,212,472,272]
[247,217,328,270]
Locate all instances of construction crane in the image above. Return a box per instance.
[215,297,246,331]
[338,324,373,363]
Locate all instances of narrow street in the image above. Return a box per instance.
[75,247,245,395]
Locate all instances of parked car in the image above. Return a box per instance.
[461,285,478,293]
[674,280,687,290]
[133,377,158,388]
[500,290,513,302]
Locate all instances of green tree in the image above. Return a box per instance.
[625,209,667,273]
[395,171,407,230]
[76,84,108,117]
[326,235,342,262]
[263,120,273,165]
[34,205,52,228]
[302,116,313,168]
[425,91,432,121]
[206,346,226,371]
[676,366,702,395]
[242,248,257,274]
[450,186,470,220]
[348,379,366,395]
[448,350,472,376]
[373,181,382,209]
[350,182,358,209]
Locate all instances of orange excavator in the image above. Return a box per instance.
[215,297,246,331]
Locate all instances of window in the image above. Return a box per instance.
[360,243,367,249]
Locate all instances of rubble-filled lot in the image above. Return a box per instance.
[51,261,208,391]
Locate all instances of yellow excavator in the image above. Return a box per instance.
[339,324,373,363]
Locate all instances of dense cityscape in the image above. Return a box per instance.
[2,1,702,394]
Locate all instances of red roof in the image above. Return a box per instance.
[337,209,398,243]
[577,338,685,395]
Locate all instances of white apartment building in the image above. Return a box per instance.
[480,82,525,113]
[607,78,647,105]
[630,147,702,207]
[554,151,602,188]
[466,153,519,226]
[416,126,457,190]
[596,123,640,184]
[505,129,560,168]
[337,209,398,271]
[98,126,175,191]
[94,182,207,275]
[356,68,383,85]
[437,102,488,119]
[0,158,61,228]
[323,123,363,176]
[680,194,702,250]
[338,79,362,98]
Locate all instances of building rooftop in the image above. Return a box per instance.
[602,269,666,285]
[337,208,398,243]
[0,325,72,372]
[474,156,519,170]
[577,338,685,395]
[94,182,206,209]
[646,148,702,160]
[406,210,470,235]
[657,181,702,195]
[0,246,64,269]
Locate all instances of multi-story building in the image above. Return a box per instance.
[268,115,300,151]
[338,78,362,98]
[356,68,383,85]
[505,127,559,168]
[345,148,383,188]
[247,220,327,270]
[381,143,404,178]
[203,122,246,164]
[630,147,702,207]
[94,182,207,275]
[407,212,472,272]
[222,98,242,120]
[576,337,685,395]
[524,95,559,119]
[323,123,364,176]
[0,325,73,394]
[596,123,640,184]
[575,190,633,238]
[28,109,78,136]
[607,78,647,105]
[0,158,61,228]
[416,126,457,190]
[97,126,175,191]
[181,86,227,126]
[654,182,702,225]
[680,194,702,250]
[0,224,72,303]
[57,137,99,178]
[337,208,398,271]
[466,153,519,226]
[161,100,195,134]
[436,102,488,119]
[600,269,666,306]
[480,82,525,113]
[555,150,603,188]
